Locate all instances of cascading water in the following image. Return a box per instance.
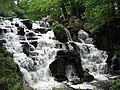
[76,29,108,75]
[0,17,108,90]
[1,18,67,89]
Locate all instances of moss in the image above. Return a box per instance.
[0,48,24,90]
[110,77,120,90]
[50,20,68,43]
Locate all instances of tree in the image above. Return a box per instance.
[83,0,120,32]
[18,0,85,20]
[0,0,26,18]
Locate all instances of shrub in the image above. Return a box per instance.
[0,48,24,90]
[110,77,120,90]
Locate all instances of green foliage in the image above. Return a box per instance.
[83,0,119,33]
[18,0,63,20]
[18,0,85,20]
[0,48,24,90]
[50,20,68,43]
[0,0,15,17]
[0,0,26,18]
[110,77,120,90]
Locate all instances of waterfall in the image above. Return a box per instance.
[1,18,66,89]
[76,29,108,75]
[1,17,108,90]
[64,28,72,41]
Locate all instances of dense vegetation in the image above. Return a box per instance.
[0,48,24,90]
[110,77,120,90]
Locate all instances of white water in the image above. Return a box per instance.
[76,29,108,75]
[1,18,108,90]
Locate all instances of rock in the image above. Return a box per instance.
[52,22,68,43]
[49,58,67,82]
[62,19,69,27]
[49,49,84,82]
[17,27,25,35]
[26,32,38,40]
[34,28,50,34]
[83,71,94,82]
[0,39,6,47]
[6,17,13,21]
[0,29,2,34]
[21,19,32,29]
[30,41,38,48]
[83,22,90,31]
[74,19,84,29]
[23,43,35,56]
[71,78,83,85]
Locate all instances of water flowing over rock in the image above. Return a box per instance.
[0,17,109,90]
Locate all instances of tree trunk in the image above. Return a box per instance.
[76,3,81,19]
[61,3,68,19]
[70,1,77,17]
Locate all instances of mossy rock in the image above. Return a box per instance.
[50,20,68,43]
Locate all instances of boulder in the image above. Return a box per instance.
[49,49,84,82]
[17,27,25,35]
[49,58,67,82]
[83,71,94,82]
[21,19,32,29]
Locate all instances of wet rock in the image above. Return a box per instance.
[0,29,2,34]
[23,43,35,56]
[0,29,7,34]
[15,23,19,27]
[6,17,13,21]
[34,28,50,34]
[21,19,32,29]
[71,78,83,85]
[26,32,38,40]
[50,58,67,82]
[83,71,94,82]
[17,27,25,35]
[0,39,6,47]
[49,49,84,82]
[30,41,38,48]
